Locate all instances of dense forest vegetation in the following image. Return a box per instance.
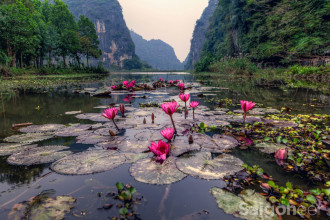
[0,0,102,75]
[195,0,330,72]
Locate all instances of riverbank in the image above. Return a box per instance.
[0,73,107,94]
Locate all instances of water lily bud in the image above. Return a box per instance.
[189,135,193,144]
[109,129,116,136]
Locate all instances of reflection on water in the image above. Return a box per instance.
[0,72,329,219]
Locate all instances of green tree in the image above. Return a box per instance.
[77,15,101,67]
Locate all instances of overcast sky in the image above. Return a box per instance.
[117,0,209,62]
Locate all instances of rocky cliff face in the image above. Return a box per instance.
[64,0,135,68]
[130,31,183,70]
[184,0,217,70]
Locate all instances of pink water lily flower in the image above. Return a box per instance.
[275,148,288,160]
[119,104,125,117]
[168,80,174,84]
[148,140,170,161]
[127,81,134,90]
[240,100,255,113]
[240,100,255,125]
[123,81,129,86]
[161,101,180,133]
[110,85,116,90]
[190,101,199,119]
[102,107,120,131]
[190,101,199,109]
[179,93,190,102]
[178,83,185,90]
[161,128,175,141]
[159,78,163,82]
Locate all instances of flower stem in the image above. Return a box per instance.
[193,109,195,120]
[112,119,120,131]
[170,115,177,134]
[184,102,187,119]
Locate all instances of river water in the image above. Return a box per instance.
[0,72,329,220]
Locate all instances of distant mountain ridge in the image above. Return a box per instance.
[130,31,183,71]
[184,0,218,70]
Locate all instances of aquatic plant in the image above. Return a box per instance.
[102,107,120,131]
[178,82,185,90]
[168,80,173,84]
[110,85,116,90]
[161,128,175,142]
[190,101,199,119]
[112,182,141,219]
[119,104,125,117]
[148,140,170,161]
[240,100,255,124]
[123,81,129,86]
[263,181,330,218]
[159,78,163,82]
[161,101,180,133]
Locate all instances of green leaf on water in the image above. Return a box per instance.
[305,195,316,204]
[116,182,124,191]
[119,207,128,215]
[286,182,293,190]
[280,198,289,206]
[321,188,330,197]
[294,189,303,196]
[263,137,271,141]
[268,181,276,188]
[128,187,136,194]
[276,136,282,144]
[309,188,321,196]
[282,138,288,144]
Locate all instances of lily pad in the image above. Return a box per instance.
[130,157,187,185]
[176,152,244,180]
[19,124,66,133]
[229,116,263,124]
[95,136,128,149]
[210,188,278,220]
[193,134,238,153]
[65,110,82,115]
[118,140,150,153]
[0,143,37,156]
[75,113,108,122]
[265,120,298,128]
[51,150,147,175]
[7,145,72,166]
[8,194,75,220]
[211,135,239,152]
[76,134,111,145]
[170,139,201,157]
[54,124,94,137]
[4,133,54,144]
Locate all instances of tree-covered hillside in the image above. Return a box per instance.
[195,0,330,71]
